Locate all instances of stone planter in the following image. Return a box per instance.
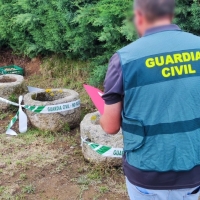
[24,89,80,131]
[81,112,123,166]
[0,75,26,110]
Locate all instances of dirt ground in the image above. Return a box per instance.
[0,126,128,200]
[0,49,41,76]
[0,50,128,200]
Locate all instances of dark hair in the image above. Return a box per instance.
[134,0,175,21]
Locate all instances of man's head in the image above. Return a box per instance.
[134,0,175,36]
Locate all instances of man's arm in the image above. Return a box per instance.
[100,53,123,135]
[100,102,122,134]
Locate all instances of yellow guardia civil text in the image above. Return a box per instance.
[145,51,200,78]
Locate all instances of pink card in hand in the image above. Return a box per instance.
[83,84,104,115]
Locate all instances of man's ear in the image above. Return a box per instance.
[137,9,144,26]
[134,9,144,37]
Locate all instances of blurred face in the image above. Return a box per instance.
[134,9,147,37]
[134,8,173,37]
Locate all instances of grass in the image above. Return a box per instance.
[25,56,94,108]
[78,185,89,199]
[87,170,101,181]
[0,113,8,120]
[15,194,26,200]
[19,173,27,181]
[0,127,127,199]
[0,55,128,200]
[77,176,90,185]
[99,186,109,194]
[22,184,35,194]
[0,186,5,194]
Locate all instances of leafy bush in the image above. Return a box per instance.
[174,0,200,36]
[0,0,74,57]
[73,0,136,85]
[0,0,136,86]
[0,0,199,86]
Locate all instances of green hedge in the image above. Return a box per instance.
[175,0,200,35]
[0,0,199,86]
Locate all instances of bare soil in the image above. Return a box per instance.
[0,125,128,200]
[0,49,41,76]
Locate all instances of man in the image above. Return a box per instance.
[100,0,200,199]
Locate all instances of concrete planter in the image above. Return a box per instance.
[80,112,123,166]
[0,75,26,110]
[24,89,81,132]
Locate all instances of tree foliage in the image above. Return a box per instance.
[174,0,200,35]
[0,0,135,58]
[0,0,199,85]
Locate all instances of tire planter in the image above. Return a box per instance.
[80,111,123,166]
[0,75,26,110]
[24,89,81,132]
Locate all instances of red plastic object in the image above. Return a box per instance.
[83,84,104,115]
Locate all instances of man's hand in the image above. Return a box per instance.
[100,102,122,135]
